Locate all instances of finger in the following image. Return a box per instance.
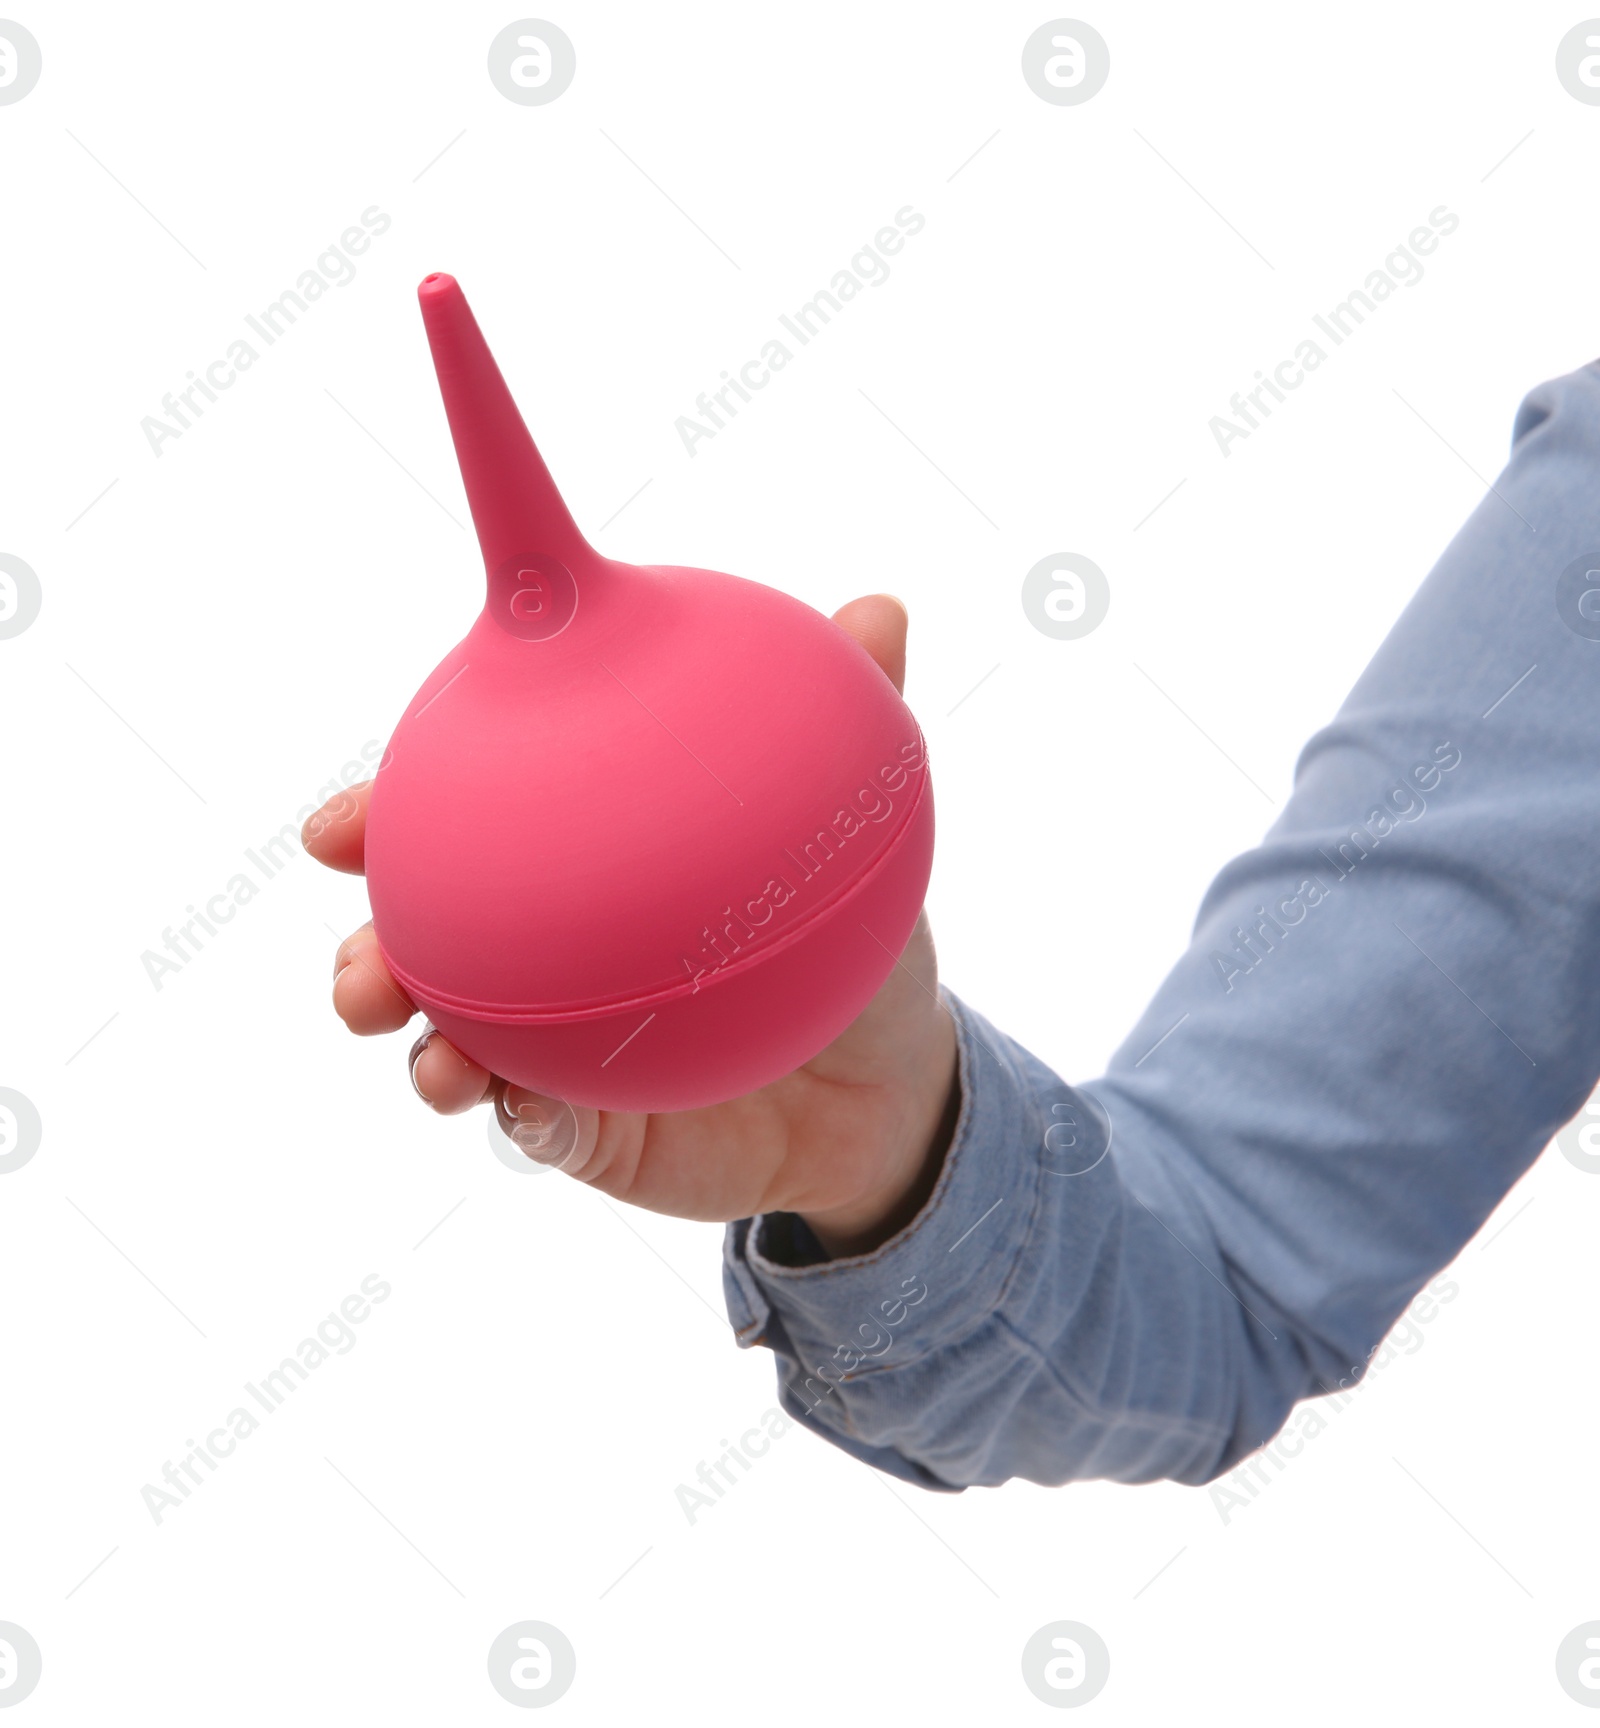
[303,779,373,875]
[331,921,416,1034]
[409,1026,495,1115]
[495,1083,602,1176]
[831,594,908,695]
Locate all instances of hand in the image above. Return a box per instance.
[306,593,959,1258]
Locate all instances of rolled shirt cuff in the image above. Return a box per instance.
[721,987,1096,1485]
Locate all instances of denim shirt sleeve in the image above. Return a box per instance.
[722,358,1600,1491]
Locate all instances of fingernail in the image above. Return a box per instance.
[408,1027,437,1103]
[884,593,908,618]
[333,944,353,980]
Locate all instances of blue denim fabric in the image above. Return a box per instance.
[722,359,1600,1490]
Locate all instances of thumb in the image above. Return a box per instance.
[831,593,909,696]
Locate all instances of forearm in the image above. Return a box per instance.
[725,357,1600,1489]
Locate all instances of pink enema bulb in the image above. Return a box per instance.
[362,273,934,1112]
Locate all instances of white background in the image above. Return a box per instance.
[4,0,1600,1720]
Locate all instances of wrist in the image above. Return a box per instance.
[799,1011,961,1258]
